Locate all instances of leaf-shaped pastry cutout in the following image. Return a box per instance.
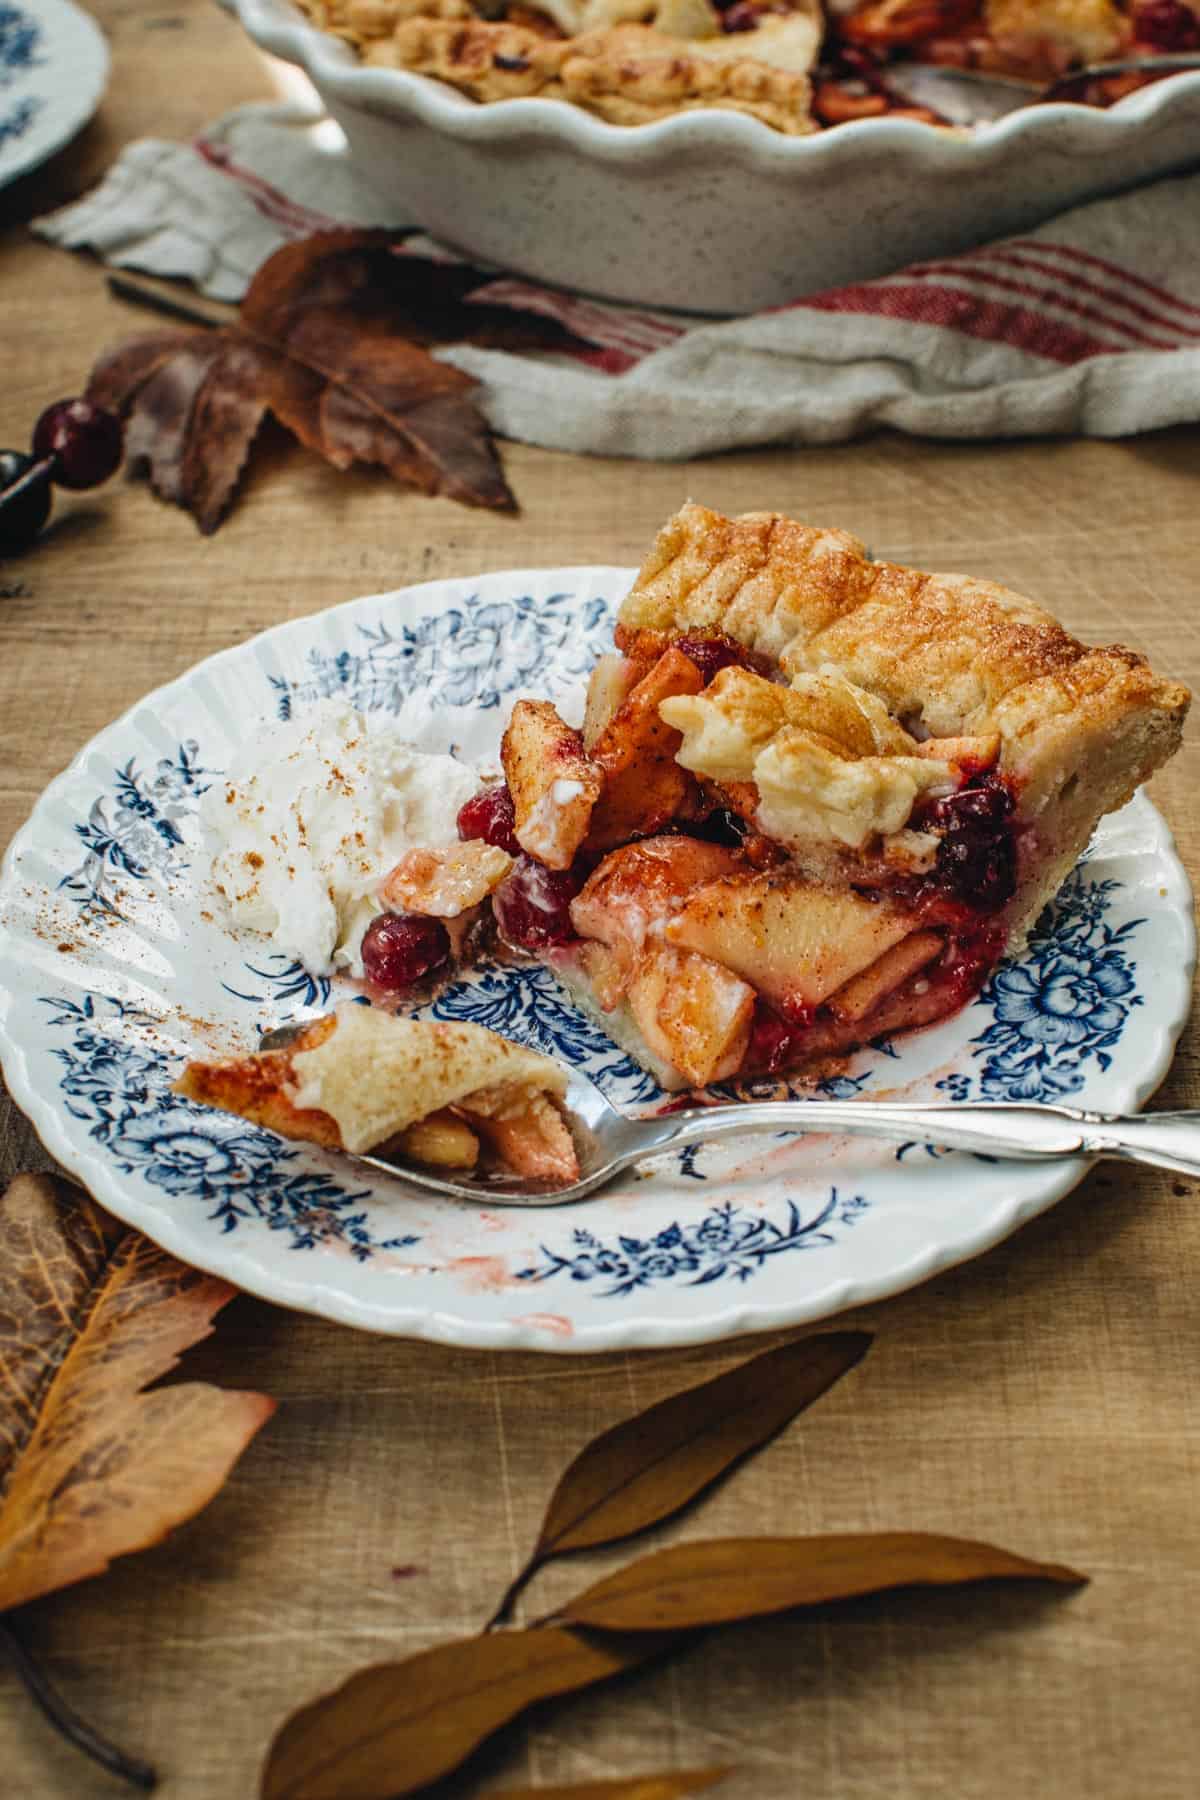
[0,1173,274,1614]
[261,1624,680,1800]
[489,1330,871,1626]
[493,1770,733,1799]
[552,1534,1087,1633]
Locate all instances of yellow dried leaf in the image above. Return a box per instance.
[0,1173,275,1613]
[491,1330,871,1624]
[554,1532,1087,1633]
[262,1624,679,1800]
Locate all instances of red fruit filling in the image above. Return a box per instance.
[917,772,1017,913]
[493,856,584,950]
[673,631,775,685]
[1134,0,1200,47]
[361,912,450,991]
[457,782,521,855]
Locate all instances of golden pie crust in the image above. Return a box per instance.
[297,0,818,132]
[176,1005,578,1178]
[618,502,1190,938]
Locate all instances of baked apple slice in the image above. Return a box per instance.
[665,871,915,1019]
[586,646,704,848]
[501,699,602,871]
[626,945,756,1088]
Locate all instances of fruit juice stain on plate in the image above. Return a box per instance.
[513,1313,574,1338]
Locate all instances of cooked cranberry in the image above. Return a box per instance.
[493,856,583,950]
[361,911,450,991]
[922,775,1016,912]
[457,782,520,854]
[678,632,780,686]
[922,776,1013,834]
[1135,0,1200,47]
[744,1002,808,1075]
[674,635,747,684]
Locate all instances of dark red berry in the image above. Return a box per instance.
[922,775,1016,912]
[1134,0,1200,46]
[492,856,582,950]
[457,782,520,854]
[32,397,123,492]
[675,634,748,684]
[360,911,450,991]
[0,450,53,555]
[674,631,775,684]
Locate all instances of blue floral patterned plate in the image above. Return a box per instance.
[0,570,1193,1352]
[0,0,108,189]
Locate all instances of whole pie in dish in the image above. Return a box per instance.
[177,1005,580,1179]
[362,503,1188,1091]
[296,0,1198,133]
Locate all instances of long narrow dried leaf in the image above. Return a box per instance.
[491,1331,871,1624]
[493,1769,732,1799]
[0,1173,274,1614]
[553,1534,1087,1634]
[261,1624,679,1800]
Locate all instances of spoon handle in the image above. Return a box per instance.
[648,1100,1200,1178]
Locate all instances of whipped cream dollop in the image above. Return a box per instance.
[203,701,479,976]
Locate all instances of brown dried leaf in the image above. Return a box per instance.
[0,1173,274,1614]
[85,229,580,532]
[238,228,584,354]
[492,1770,732,1799]
[490,1331,871,1625]
[553,1533,1087,1634]
[261,1624,679,1800]
[122,340,226,509]
[87,327,199,415]
[179,339,271,535]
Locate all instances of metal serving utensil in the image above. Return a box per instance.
[258,1024,1200,1206]
[882,53,1200,126]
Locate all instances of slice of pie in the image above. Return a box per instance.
[175,1004,579,1181]
[405,503,1186,1091]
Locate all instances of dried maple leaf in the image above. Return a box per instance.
[0,1172,274,1614]
[86,231,577,531]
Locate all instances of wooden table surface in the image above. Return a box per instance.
[2,5,1199,1796]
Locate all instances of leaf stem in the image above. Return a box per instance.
[105,273,227,331]
[484,1556,541,1632]
[0,1615,158,1790]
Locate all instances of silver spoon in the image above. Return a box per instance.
[882,53,1200,126]
[257,1026,1200,1205]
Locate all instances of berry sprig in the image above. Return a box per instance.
[0,398,124,555]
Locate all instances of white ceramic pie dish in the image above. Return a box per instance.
[232,0,1200,313]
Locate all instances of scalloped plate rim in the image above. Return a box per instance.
[0,566,1193,1353]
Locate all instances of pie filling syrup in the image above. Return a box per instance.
[367,629,1026,1086]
